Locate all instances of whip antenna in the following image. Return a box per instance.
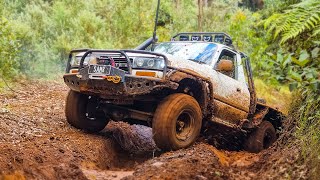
[152,0,160,45]
[135,0,160,50]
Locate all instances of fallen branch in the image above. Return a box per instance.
[0,73,16,93]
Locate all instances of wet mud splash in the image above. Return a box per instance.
[0,80,307,179]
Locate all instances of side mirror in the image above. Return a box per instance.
[216,59,233,71]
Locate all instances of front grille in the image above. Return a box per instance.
[99,56,129,72]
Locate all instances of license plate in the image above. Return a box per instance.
[88,65,111,75]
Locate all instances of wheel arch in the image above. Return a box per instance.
[168,70,212,118]
[263,108,284,131]
[255,103,285,131]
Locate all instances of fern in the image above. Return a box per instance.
[313,25,320,37]
[264,0,320,44]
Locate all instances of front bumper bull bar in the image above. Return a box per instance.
[63,73,178,97]
[66,49,168,77]
[64,49,177,97]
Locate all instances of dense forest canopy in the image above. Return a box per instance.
[0,0,318,86]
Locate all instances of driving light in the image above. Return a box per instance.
[147,59,155,67]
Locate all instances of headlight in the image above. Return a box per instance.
[71,54,91,66]
[79,55,91,66]
[132,57,165,70]
[136,58,145,67]
[88,55,97,65]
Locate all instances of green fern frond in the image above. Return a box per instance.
[312,25,320,37]
[264,0,320,44]
[263,13,280,30]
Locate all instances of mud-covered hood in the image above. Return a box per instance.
[165,54,215,79]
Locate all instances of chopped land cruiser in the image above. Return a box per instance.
[64,32,284,153]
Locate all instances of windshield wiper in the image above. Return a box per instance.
[188,59,206,64]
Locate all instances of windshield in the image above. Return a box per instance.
[153,42,217,64]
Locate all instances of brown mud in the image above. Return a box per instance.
[0,80,307,179]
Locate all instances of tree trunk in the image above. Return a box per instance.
[239,0,264,11]
[198,0,203,31]
[174,0,180,9]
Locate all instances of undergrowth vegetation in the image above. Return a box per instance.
[289,91,320,178]
[263,0,319,177]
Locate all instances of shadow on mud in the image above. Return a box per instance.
[94,121,158,170]
[102,120,246,161]
[201,122,247,151]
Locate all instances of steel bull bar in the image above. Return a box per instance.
[64,49,175,97]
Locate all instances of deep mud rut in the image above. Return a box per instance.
[0,80,307,180]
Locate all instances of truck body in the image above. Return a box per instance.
[64,32,284,152]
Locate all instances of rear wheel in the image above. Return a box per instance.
[65,90,109,132]
[244,121,277,153]
[152,93,202,151]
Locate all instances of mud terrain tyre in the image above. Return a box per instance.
[244,121,276,153]
[152,93,202,150]
[65,90,108,132]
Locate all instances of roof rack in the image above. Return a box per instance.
[171,32,233,47]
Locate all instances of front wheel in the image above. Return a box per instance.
[244,121,277,153]
[152,93,202,151]
[65,90,109,132]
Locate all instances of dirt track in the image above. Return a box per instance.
[0,80,308,179]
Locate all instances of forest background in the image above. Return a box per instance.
[0,0,319,178]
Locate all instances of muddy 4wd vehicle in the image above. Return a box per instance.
[64,32,284,152]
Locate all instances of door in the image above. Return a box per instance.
[212,49,250,123]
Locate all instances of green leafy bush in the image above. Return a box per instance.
[262,0,320,91]
[0,0,275,81]
[266,47,319,91]
[0,0,200,78]
[0,17,20,79]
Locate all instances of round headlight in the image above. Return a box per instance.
[88,55,97,65]
[136,58,145,67]
[147,59,155,67]
[75,56,81,66]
